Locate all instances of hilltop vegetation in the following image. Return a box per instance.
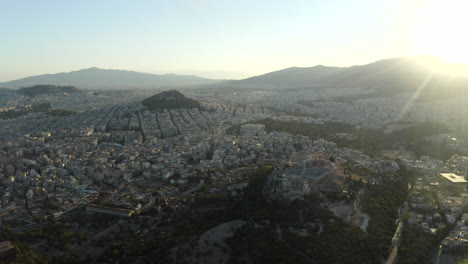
[142,90,202,111]
[18,85,81,96]
[0,103,52,120]
[86,165,382,264]
[0,103,77,120]
[0,67,217,89]
[46,109,77,117]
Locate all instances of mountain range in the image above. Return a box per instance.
[1,56,467,92]
[0,67,218,89]
[234,56,468,91]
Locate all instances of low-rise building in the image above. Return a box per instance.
[438,173,467,194]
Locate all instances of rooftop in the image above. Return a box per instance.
[440,173,467,183]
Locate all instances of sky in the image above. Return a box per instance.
[0,0,449,81]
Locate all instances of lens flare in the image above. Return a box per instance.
[411,0,468,64]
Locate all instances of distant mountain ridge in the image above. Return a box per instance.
[0,67,219,89]
[3,56,468,92]
[234,56,468,92]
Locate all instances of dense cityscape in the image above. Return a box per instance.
[3,1,468,263]
[0,79,467,263]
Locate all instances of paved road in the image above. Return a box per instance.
[386,203,408,264]
[386,245,398,264]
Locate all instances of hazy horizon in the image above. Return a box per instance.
[2,0,467,82]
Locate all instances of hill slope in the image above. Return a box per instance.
[0,87,15,94]
[17,85,81,96]
[0,68,218,89]
[234,56,468,94]
[142,90,201,111]
[236,65,344,87]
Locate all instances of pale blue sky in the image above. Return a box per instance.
[1,0,423,81]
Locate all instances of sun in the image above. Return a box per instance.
[411,0,468,64]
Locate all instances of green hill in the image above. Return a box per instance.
[142,90,201,111]
[18,85,81,96]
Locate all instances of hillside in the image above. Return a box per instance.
[320,56,468,90]
[0,67,219,89]
[142,90,202,111]
[236,65,344,88]
[0,87,15,94]
[18,85,81,96]
[234,56,468,95]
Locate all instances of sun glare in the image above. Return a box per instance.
[412,0,468,64]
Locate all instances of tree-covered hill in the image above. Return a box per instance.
[142,90,202,111]
[17,85,81,96]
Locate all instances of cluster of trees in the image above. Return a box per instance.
[95,165,278,263]
[0,227,87,264]
[0,109,26,120]
[228,225,307,263]
[17,85,80,96]
[398,219,455,264]
[285,221,381,264]
[0,103,51,120]
[4,242,48,264]
[222,165,382,263]
[98,231,176,264]
[362,176,408,256]
[46,109,77,116]
[20,223,87,251]
[228,202,381,263]
[398,225,440,264]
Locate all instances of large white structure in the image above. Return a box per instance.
[438,173,467,194]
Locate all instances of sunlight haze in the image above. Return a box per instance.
[0,0,448,82]
[411,0,468,63]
